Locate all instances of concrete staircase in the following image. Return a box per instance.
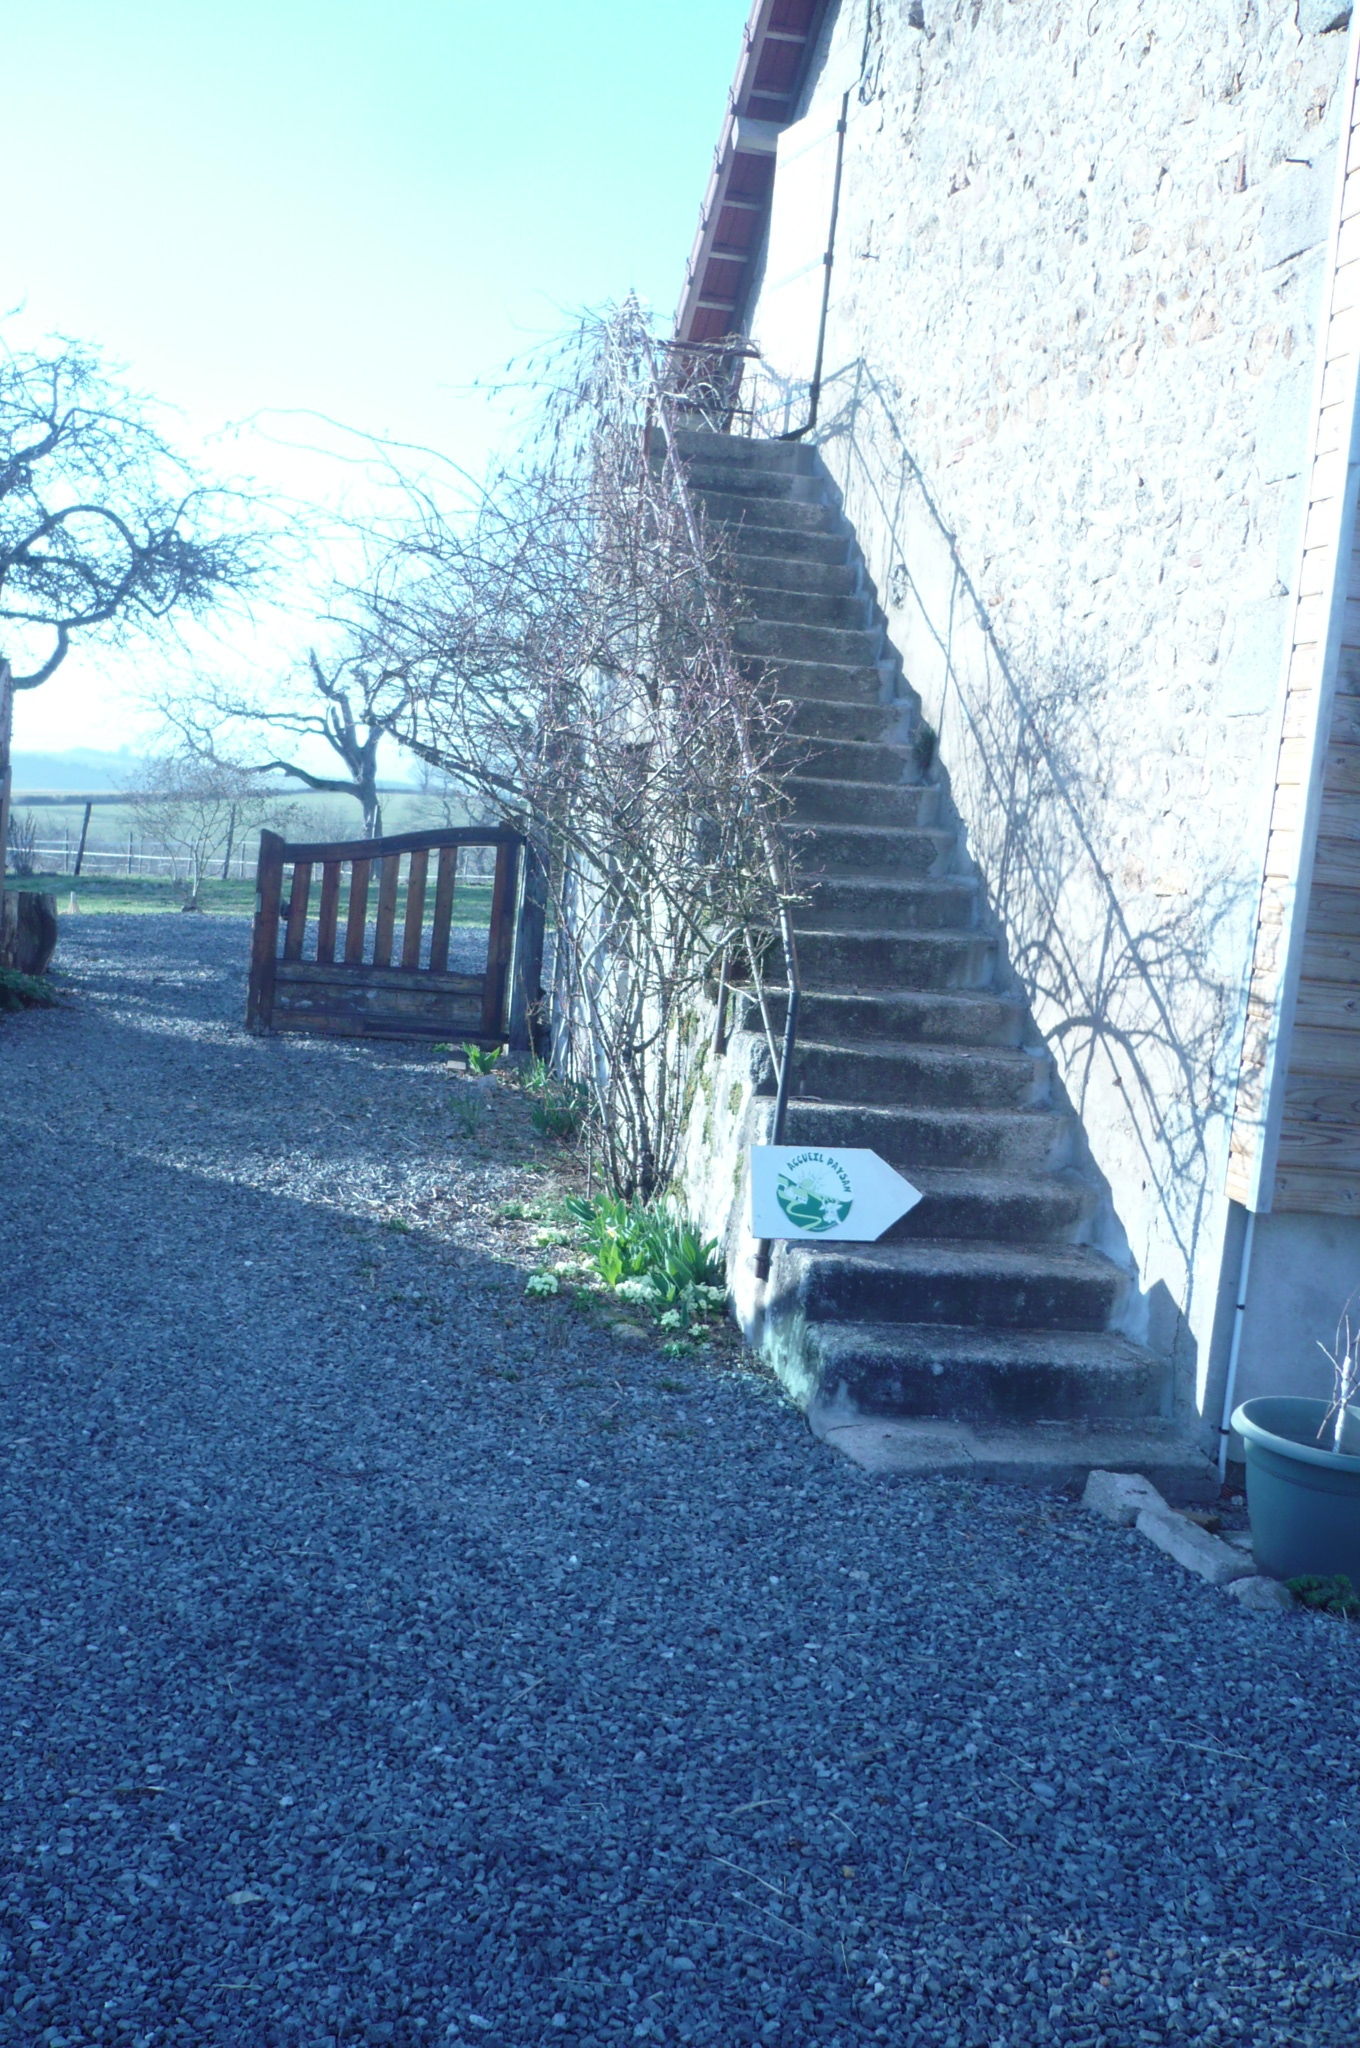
[676,427,1212,1495]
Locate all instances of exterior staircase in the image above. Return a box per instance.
[675,426,1213,1495]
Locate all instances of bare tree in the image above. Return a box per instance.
[161,647,410,839]
[5,807,38,876]
[349,302,798,1198]
[132,751,286,906]
[0,334,268,691]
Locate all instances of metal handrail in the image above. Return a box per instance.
[649,338,803,1286]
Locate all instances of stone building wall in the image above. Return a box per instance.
[742,0,1352,1427]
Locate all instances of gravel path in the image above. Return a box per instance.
[4,914,1360,2048]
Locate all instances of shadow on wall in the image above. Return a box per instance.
[802,358,1255,1394]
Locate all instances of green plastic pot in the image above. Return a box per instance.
[1232,1396,1360,1583]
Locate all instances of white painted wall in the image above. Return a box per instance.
[741,0,1351,1435]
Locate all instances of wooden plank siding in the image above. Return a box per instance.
[1269,660,1360,1213]
[1227,14,1360,1214]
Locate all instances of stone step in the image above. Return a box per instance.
[803,1323,1166,1424]
[671,428,815,474]
[797,737,919,784]
[696,489,841,535]
[791,1038,1047,1110]
[753,986,1025,1047]
[736,618,882,666]
[742,657,886,703]
[808,1411,1217,1499]
[781,1240,1126,1332]
[797,874,977,932]
[684,460,802,495]
[884,1167,1095,1244]
[788,774,940,825]
[789,698,908,743]
[796,821,957,877]
[727,554,858,598]
[782,1097,1071,1173]
[793,925,995,991]
[743,586,871,629]
[724,521,851,567]
[685,460,810,501]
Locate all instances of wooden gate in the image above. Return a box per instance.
[245,825,526,1044]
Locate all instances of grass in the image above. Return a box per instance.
[8,872,259,915]
[7,870,495,926]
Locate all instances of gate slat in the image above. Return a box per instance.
[402,849,429,968]
[344,859,371,964]
[283,860,312,961]
[429,845,457,972]
[316,861,341,963]
[373,853,401,966]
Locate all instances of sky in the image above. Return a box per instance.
[5,0,746,759]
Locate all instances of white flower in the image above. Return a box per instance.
[616,1277,656,1304]
[658,1308,683,1331]
[689,1323,708,1341]
[525,1271,559,1297]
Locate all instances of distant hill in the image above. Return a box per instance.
[10,746,422,797]
[10,747,143,792]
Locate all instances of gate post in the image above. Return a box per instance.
[481,838,521,1041]
[246,830,286,1031]
[508,838,548,1056]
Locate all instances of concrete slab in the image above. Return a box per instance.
[811,1413,1218,1500]
[1082,1468,1168,1526]
[1135,1506,1255,1586]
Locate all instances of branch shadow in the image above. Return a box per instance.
[808,359,1255,1399]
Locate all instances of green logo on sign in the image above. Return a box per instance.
[775,1150,853,1234]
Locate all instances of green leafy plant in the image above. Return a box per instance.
[463,1041,503,1076]
[525,1271,559,1298]
[565,1194,725,1331]
[0,967,58,1013]
[453,1084,489,1138]
[531,1081,588,1142]
[1287,1573,1360,1620]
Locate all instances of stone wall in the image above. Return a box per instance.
[742,0,1352,1430]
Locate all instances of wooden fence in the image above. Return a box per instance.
[245,824,536,1045]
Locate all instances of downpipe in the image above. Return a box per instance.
[780,92,849,444]
[1217,1209,1257,1483]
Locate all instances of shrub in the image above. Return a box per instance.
[1288,1573,1360,1620]
[0,967,58,1013]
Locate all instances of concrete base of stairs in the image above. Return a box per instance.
[809,1404,1218,1501]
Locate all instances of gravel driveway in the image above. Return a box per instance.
[4,913,1360,2048]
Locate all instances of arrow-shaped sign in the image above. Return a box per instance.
[748,1145,922,1243]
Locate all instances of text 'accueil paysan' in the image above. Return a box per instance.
[747,1146,922,1243]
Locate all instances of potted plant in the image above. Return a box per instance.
[1233,1298,1360,1583]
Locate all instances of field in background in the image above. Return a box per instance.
[5,792,476,889]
